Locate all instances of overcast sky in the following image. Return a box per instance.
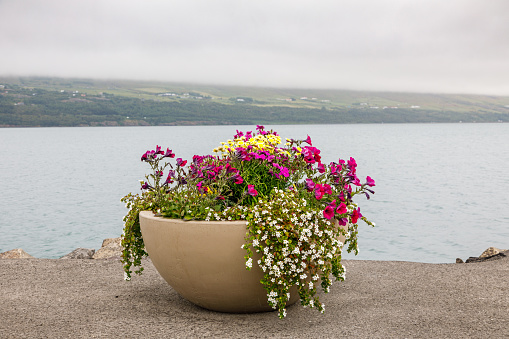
[1,0,508,95]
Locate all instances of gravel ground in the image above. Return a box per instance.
[1,257,508,338]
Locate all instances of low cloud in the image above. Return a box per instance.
[1,0,508,95]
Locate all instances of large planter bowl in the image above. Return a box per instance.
[139,211,300,313]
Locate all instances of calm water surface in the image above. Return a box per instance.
[1,124,508,262]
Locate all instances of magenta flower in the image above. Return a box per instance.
[225,164,238,174]
[232,174,243,184]
[336,203,347,215]
[154,145,164,155]
[247,185,258,196]
[163,148,175,158]
[141,151,148,161]
[301,146,321,164]
[338,218,348,226]
[305,178,316,191]
[338,191,345,202]
[351,176,361,186]
[366,176,375,187]
[347,157,357,168]
[351,208,362,224]
[196,181,204,191]
[176,158,187,167]
[165,171,174,185]
[304,135,312,146]
[254,152,267,160]
[314,183,331,200]
[141,181,151,190]
[323,205,334,220]
[317,163,326,173]
[279,166,289,178]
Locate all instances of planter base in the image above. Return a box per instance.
[139,211,299,313]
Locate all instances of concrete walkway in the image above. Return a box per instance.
[1,258,508,338]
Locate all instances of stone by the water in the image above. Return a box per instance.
[59,248,95,259]
[479,247,505,258]
[92,237,123,259]
[465,249,508,263]
[0,248,35,259]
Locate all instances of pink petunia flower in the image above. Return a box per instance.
[336,203,347,215]
[247,184,258,196]
[366,176,376,187]
[351,208,362,224]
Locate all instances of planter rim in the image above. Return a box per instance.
[140,210,248,226]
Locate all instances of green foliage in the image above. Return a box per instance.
[120,191,155,280]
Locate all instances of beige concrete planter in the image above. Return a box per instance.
[139,211,300,313]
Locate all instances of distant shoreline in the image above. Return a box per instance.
[2,77,508,127]
[1,121,507,129]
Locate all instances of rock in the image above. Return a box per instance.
[59,248,95,259]
[465,256,482,263]
[480,247,505,258]
[0,248,35,259]
[92,237,123,259]
[456,258,464,263]
[465,250,508,263]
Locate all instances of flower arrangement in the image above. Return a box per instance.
[121,125,375,318]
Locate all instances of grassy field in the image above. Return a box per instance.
[2,76,509,115]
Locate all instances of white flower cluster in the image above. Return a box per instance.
[242,188,347,318]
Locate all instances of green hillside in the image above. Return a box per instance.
[1,76,508,127]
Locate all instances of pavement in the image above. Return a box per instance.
[1,257,508,338]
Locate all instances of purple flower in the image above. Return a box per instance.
[141,181,151,190]
[247,184,258,196]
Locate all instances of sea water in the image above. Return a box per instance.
[1,123,508,263]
